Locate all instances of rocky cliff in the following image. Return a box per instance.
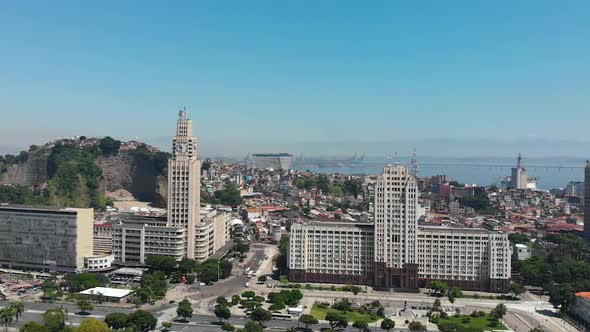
[0,138,169,207]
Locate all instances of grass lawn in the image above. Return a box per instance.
[311,304,379,323]
[437,314,508,331]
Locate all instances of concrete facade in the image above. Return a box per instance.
[373,165,419,289]
[0,205,93,273]
[288,221,374,285]
[167,109,201,259]
[112,216,185,264]
[417,226,511,292]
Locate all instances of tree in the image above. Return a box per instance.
[65,272,110,292]
[231,295,242,306]
[0,307,14,332]
[220,259,233,278]
[214,183,242,207]
[251,308,271,326]
[99,137,121,155]
[491,303,507,319]
[145,255,177,275]
[510,282,526,299]
[178,257,198,274]
[215,305,231,323]
[408,321,426,331]
[268,303,286,311]
[298,314,318,329]
[10,302,24,322]
[352,320,369,332]
[448,287,463,299]
[242,321,264,332]
[20,322,47,332]
[349,285,362,296]
[326,312,348,329]
[75,318,110,332]
[549,283,574,312]
[177,299,193,321]
[529,328,544,332]
[380,317,395,332]
[42,308,66,332]
[332,299,353,312]
[161,321,173,332]
[222,322,236,332]
[217,296,230,307]
[235,240,250,256]
[242,291,256,299]
[427,281,448,296]
[104,313,129,330]
[41,278,63,301]
[128,310,157,332]
[76,298,93,314]
[257,275,267,283]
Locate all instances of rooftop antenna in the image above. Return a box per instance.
[411,148,418,177]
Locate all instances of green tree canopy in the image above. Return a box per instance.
[128,310,157,332]
[176,299,193,321]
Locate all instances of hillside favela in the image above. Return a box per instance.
[1,3,590,332]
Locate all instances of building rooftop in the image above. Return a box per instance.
[252,153,292,157]
[79,287,133,298]
[0,204,89,215]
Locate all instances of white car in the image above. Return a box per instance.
[245,282,250,287]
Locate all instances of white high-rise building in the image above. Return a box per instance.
[167,109,201,259]
[510,153,528,190]
[373,164,419,289]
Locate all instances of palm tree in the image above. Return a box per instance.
[0,306,15,332]
[10,302,24,322]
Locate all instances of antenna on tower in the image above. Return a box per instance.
[411,148,418,177]
[517,153,523,169]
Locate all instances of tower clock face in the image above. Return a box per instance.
[174,142,188,154]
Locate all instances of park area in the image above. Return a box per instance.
[434,312,508,331]
[311,301,381,323]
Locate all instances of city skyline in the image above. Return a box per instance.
[1,2,590,157]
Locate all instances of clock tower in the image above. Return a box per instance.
[167,108,201,259]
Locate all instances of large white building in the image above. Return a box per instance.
[417,226,511,292]
[287,165,512,292]
[0,205,94,273]
[167,109,201,259]
[510,153,529,190]
[252,153,293,170]
[373,164,419,289]
[288,221,374,285]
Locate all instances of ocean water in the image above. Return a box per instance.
[293,156,587,190]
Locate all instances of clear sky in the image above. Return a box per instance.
[1,1,589,157]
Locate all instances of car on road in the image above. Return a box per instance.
[245,282,250,287]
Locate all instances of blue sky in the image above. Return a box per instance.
[1,1,589,157]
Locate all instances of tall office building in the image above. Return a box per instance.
[0,205,93,273]
[511,153,528,189]
[373,164,419,289]
[167,109,201,259]
[585,161,590,237]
